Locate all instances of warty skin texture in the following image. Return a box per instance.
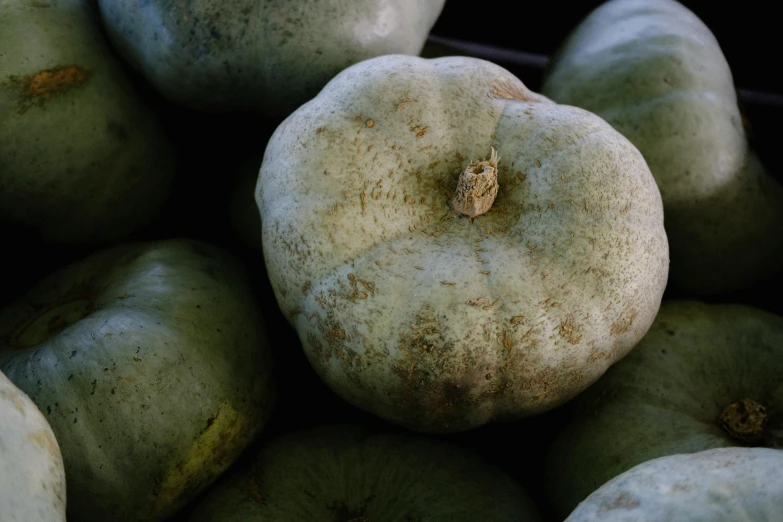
[258,55,669,433]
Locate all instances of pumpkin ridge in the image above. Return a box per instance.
[260,55,668,432]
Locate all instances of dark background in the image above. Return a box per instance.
[431,1,779,94]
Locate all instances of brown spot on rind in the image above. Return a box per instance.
[10,65,92,113]
[610,309,638,335]
[558,313,583,344]
[599,491,640,512]
[391,318,469,430]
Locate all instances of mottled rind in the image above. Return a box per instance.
[258,55,669,433]
[566,448,783,521]
[542,0,783,293]
[189,425,541,522]
[1,371,67,522]
[96,0,446,116]
[0,239,274,522]
[546,301,783,517]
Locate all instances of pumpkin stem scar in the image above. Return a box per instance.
[6,65,91,113]
[452,147,500,218]
[718,398,768,443]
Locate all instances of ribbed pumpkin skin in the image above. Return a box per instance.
[0,0,174,245]
[546,301,783,517]
[96,0,446,117]
[189,425,541,522]
[0,239,274,522]
[1,371,66,522]
[542,0,783,294]
[258,54,668,433]
[565,448,783,522]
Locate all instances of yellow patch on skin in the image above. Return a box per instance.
[0,389,27,414]
[27,428,61,460]
[152,401,248,513]
[9,65,91,113]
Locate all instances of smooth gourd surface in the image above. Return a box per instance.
[0,239,274,522]
[259,54,669,433]
[546,301,783,517]
[96,0,446,116]
[189,425,541,522]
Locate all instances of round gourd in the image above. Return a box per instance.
[95,0,446,116]
[258,54,669,433]
[1,370,66,522]
[565,448,783,521]
[0,0,175,244]
[0,239,274,522]
[189,425,541,522]
[541,0,783,294]
[546,301,783,517]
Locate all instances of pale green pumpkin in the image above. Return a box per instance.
[0,239,274,522]
[258,54,669,433]
[546,301,783,517]
[0,371,66,522]
[0,0,175,244]
[566,448,783,521]
[96,0,445,116]
[541,0,783,294]
[189,425,541,521]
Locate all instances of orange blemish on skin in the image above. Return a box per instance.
[9,65,91,113]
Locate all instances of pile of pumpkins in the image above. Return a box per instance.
[2,0,781,520]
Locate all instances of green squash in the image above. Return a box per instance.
[565,448,783,521]
[1,370,66,522]
[0,0,175,244]
[95,0,446,117]
[189,425,541,521]
[541,0,783,294]
[546,301,783,517]
[0,239,274,522]
[258,54,669,433]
